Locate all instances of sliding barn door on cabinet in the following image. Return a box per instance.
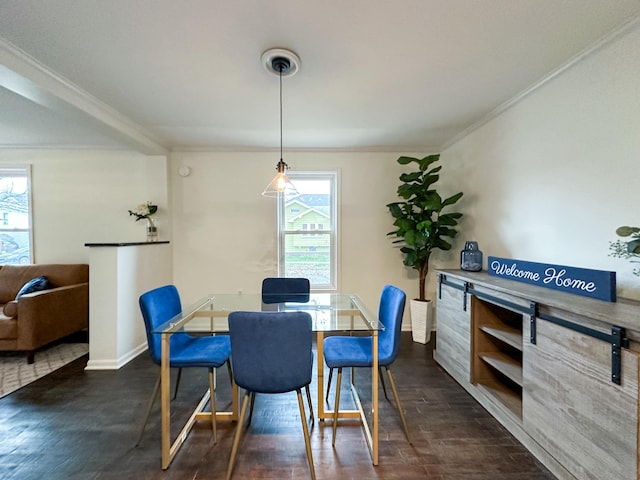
[523,318,639,480]
[434,279,472,383]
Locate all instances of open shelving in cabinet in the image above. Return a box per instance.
[471,296,524,420]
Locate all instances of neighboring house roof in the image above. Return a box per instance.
[288,206,330,223]
[286,194,330,220]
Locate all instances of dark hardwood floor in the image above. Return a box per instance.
[0,333,555,479]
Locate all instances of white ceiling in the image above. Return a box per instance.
[1,0,639,154]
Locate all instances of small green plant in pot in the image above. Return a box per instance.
[609,225,640,276]
[387,154,463,343]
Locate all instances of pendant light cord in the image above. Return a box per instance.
[279,65,283,161]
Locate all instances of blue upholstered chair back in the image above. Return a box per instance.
[139,284,182,365]
[261,277,310,304]
[228,311,313,393]
[378,284,407,366]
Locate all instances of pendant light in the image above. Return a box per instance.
[261,48,300,199]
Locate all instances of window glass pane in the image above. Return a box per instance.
[283,233,331,284]
[278,172,337,290]
[0,169,32,265]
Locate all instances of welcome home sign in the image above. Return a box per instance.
[488,256,616,302]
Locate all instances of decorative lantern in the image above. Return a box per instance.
[461,241,483,271]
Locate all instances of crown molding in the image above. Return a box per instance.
[0,36,168,155]
[441,13,640,151]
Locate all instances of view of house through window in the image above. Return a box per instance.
[277,172,337,290]
[0,168,32,265]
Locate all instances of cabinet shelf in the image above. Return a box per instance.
[472,296,524,421]
[477,383,522,420]
[480,325,522,351]
[479,351,523,386]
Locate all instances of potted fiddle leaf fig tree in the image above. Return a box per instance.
[387,154,463,343]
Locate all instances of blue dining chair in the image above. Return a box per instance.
[261,277,310,304]
[323,284,412,445]
[253,276,313,425]
[225,311,315,480]
[136,284,231,446]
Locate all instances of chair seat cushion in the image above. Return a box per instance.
[324,335,377,368]
[169,334,231,368]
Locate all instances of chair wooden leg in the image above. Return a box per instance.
[135,372,161,447]
[325,367,333,403]
[379,366,389,401]
[385,366,413,445]
[297,389,316,480]
[332,368,342,446]
[173,368,182,400]
[226,391,250,480]
[208,368,217,444]
[247,392,256,427]
[304,385,314,425]
[226,359,233,387]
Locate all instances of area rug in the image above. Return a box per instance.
[0,343,88,398]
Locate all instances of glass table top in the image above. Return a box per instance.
[153,293,382,334]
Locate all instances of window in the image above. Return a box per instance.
[0,167,32,265]
[277,171,337,290]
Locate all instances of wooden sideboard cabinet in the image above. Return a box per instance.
[434,269,640,480]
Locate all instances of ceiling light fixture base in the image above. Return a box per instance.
[261,48,301,77]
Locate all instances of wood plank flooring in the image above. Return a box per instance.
[0,333,555,479]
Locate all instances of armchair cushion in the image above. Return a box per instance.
[16,276,52,299]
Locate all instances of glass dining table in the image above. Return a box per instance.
[153,292,383,469]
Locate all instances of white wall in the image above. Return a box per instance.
[442,23,640,300]
[0,149,170,263]
[169,151,454,323]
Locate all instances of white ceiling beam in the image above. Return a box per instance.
[0,36,168,155]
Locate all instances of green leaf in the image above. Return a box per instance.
[438,226,459,238]
[416,219,433,231]
[420,192,443,211]
[397,184,414,199]
[617,226,640,237]
[442,191,463,206]
[438,214,460,226]
[628,239,640,254]
[421,174,440,189]
[404,230,418,247]
[418,154,440,171]
[399,171,422,183]
[397,156,419,165]
[387,203,402,218]
[425,165,442,176]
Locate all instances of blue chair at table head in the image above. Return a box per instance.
[225,310,315,480]
[136,285,231,446]
[261,277,310,304]
[323,284,412,445]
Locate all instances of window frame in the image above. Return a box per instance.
[277,170,338,291]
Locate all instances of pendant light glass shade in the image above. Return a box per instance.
[261,50,300,200]
[262,159,300,198]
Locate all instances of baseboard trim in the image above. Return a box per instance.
[84,342,148,370]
